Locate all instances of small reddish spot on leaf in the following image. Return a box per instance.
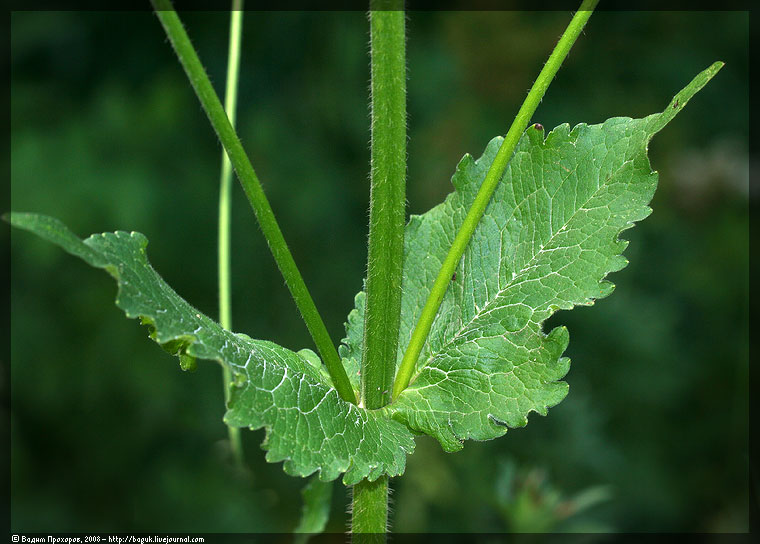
[533,123,544,131]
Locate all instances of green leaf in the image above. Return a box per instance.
[342,63,722,451]
[7,212,415,485]
[294,475,333,541]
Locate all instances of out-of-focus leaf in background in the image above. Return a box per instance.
[10,11,748,532]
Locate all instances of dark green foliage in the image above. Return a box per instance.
[9,11,748,533]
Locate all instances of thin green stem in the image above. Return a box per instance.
[351,476,388,539]
[152,0,357,405]
[391,0,600,400]
[218,0,244,467]
[361,5,406,410]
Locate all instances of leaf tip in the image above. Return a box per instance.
[651,61,724,134]
[527,122,546,143]
[179,353,197,372]
[435,426,464,452]
[597,279,616,298]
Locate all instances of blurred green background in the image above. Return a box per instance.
[10,10,749,533]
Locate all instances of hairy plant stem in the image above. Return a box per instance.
[391,0,600,400]
[151,0,357,404]
[352,2,406,538]
[352,476,389,538]
[361,4,406,412]
[218,0,244,467]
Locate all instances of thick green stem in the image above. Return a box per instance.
[353,2,406,539]
[151,0,356,405]
[352,476,388,538]
[391,0,599,400]
[361,5,406,411]
[218,0,244,467]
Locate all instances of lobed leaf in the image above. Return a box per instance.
[341,62,722,451]
[8,63,720,482]
[7,212,414,485]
